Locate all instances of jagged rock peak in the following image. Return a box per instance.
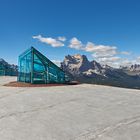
[0,58,8,65]
[0,58,17,68]
[130,64,140,70]
[0,58,4,61]
[65,54,88,61]
[61,54,104,76]
[121,64,140,72]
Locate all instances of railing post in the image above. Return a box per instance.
[31,47,34,84]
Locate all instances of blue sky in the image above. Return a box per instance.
[0,0,140,67]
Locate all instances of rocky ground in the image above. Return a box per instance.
[0,76,140,140]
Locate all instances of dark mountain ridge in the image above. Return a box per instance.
[0,58,18,76]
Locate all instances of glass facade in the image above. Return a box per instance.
[18,47,69,84]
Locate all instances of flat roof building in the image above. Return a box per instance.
[18,47,69,84]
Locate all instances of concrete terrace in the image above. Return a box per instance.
[0,76,140,140]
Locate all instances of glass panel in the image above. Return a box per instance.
[33,54,46,83]
[18,50,32,82]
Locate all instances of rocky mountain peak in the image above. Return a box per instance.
[64,54,89,63]
[63,54,89,65]
[61,54,91,75]
[0,58,4,62]
[61,54,105,76]
[0,58,18,75]
[0,58,8,66]
[73,54,83,59]
[121,64,140,72]
[130,64,140,71]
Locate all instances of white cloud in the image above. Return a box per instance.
[119,58,140,67]
[85,42,117,58]
[120,51,131,55]
[130,56,140,65]
[120,59,133,66]
[69,37,136,67]
[113,57,140,68]
[68,37,134,67]
[69,39,118,58]
[137,56,140,62]
[32,35,65,47]
[32,35,136,68]
[58,36,66,42]
[96,57,122,68]
[98,57,121,63]
[69,37,84,50]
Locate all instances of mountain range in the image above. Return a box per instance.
[1,56,140,89]
[61,54,140,89]
[0,58,18,76]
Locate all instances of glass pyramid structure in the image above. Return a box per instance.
[18,47,68,84]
